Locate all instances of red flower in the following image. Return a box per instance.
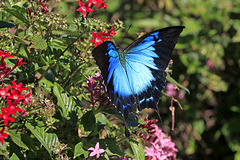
[103,27,116,40]
[0,85,10,99]
[86,0,104,8]
[90,31,108,47]
[23,90,32,105]
[15,56,27,67]
[7,89,25,101]
[11,81,28,94]
[6,99,22,116]
[98,0,108,10]
[0,107,15,126]
[77,0,94,18]
[0,127,8,145]
[40,2,49,14]
[0,50,14,63]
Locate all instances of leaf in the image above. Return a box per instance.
[25,121,58,157]
[14,36,31,45]
[9,131,29,150]
[10,153,19,160]
[39,79,54,93]
[32,35,48,50]
[0,20,16,28]
[1,5,30,27]
[129,140,145,160]
[80,110,96,131]
[74,142,89,159]
[167,75,190,94]
[53,82,76,118]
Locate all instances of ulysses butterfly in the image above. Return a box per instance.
[92,26,185,137]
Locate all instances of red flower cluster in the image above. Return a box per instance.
[0,51,31,145]
[26,0,49,17]
[0,51,26,82]
[76,0,108,18]
[90,27,116,47]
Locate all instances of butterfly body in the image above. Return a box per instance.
[92,26,185,136]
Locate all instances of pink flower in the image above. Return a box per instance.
[166,83,177,97]
[206,59,214,70]
[88,142,105,158]
[138,115,178,160]
[178,90,185,99]
[90,31,108,47]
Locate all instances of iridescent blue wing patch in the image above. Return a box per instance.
[92,26,185,136]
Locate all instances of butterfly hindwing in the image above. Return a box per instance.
[92,26,185,136]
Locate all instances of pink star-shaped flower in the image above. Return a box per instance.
[88,142,105,158]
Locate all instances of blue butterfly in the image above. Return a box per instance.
[92,26,185,136]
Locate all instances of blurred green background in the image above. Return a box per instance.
[56,0,240,159]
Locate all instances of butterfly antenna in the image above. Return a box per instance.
[119,24,132,47]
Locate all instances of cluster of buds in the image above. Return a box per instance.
[77,0,108,18]
[26,0,67,30]
[83,73,113,108]
[136,114,158,139]
[0,50,32,145]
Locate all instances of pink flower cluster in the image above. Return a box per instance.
[166,83,185,99]
[137,115,178,160]
[90,27,116,47]
[77,0,108,18]
[83,73,113,108]
[0,50,31,145]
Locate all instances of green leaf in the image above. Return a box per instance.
[0,20,16,28]
[80,110,96,131]
[74,142,89,159]
[129,140,145,160]
[1,6,30,27]
[9,131,29,150]
[53,82,76,118]
[39,79,54,93]
[14,36,31,45]
[9,153,19,160]
[167,75,190,94]
[25,121,58,157]
[32,35,48,50]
